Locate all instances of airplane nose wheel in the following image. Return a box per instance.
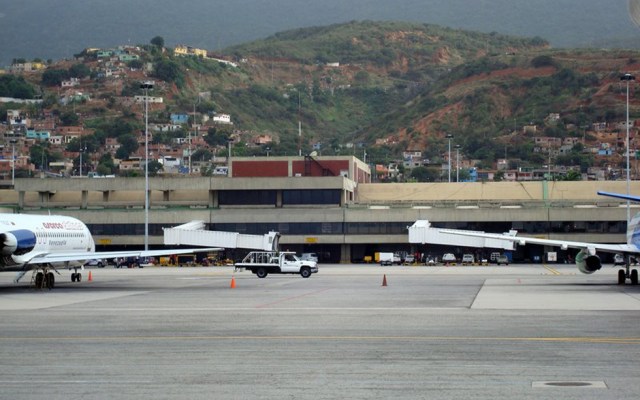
[70,267,83,282]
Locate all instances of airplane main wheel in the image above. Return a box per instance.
[631,269,639,285]
[46,272,55,289]
[618,269,626,285]
[35,272,44,289]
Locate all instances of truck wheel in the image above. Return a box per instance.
[300,267,311,278]
[256,268,268,278]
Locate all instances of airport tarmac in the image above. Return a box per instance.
[0,264,639,399]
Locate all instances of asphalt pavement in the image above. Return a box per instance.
[0,263,638,400]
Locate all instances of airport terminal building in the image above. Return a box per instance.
[1,155,637,263]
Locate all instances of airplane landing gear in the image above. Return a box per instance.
[31,267,60,290]
[618,258,639,285]
[70,267,82,283]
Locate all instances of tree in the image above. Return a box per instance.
[204,126,231,146]
[115,134,139,159]
[59,111,79,126]
[153,59,184,86]
[41,69,69,86]
[66,136,99,153]
[96,153,116,175]
[29,144,59,170]
[127,59,144,70]
[192,148,212,162]
[147,160,163,176]
[409,166,439,182]
[68,63,91,78]
[0,75,36,98]
[151,36,165,48]
[560,170,582,181]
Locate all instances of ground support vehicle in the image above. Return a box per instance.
[234,251,318,278]
[377,252,394,266]
[442,253,457,266]
[496,255,510,265]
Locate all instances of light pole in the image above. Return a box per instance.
[10,139,17,186]
[621,73,635,225]
[227,138,233,169]
[446,134,453,182]
[140,81,154,251]
[455,144,461,182]
[78,140,86,177]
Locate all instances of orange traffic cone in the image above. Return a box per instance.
[230,276,236,289]
[88,271,93,282]
[382,274,387,287]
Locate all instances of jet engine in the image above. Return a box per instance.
[0,230,37,256]
[575,248,601,274]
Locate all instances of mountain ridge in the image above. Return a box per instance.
[1,0,637,68]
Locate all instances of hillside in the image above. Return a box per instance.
[204,21,549,154]
[366,49,640,168]
[2,21,640,179]
[2,0,637,68]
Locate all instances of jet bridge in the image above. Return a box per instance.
[408,220,515,250]
[163,221,280,251]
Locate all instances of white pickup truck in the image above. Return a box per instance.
[234,251,318,278]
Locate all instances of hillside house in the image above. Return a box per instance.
[170,114,189,125]
[134,95,164,104]
[174,45,207,58]
[213,114,232,124]
[61,78,80,88]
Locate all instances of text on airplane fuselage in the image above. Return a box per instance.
[42,221,83,230]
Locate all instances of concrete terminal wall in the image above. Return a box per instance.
[0,178,636,261]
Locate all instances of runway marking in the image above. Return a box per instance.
[543,265,562,275]
[1,335,638,345]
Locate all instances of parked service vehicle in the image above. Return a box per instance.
[392,253,402,265]
[378,252,394,266]
[403,254,415,264]
[84,259,107,268]
[496,254,509,265]
[614,253,625,266]
[461,254,474,265]
[442,253,457,264]
[300,253,319,262]
[235,251,318,278]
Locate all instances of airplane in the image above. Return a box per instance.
[0,213,219,289]
[439,191,640,286]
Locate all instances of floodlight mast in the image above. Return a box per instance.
[140,81,154,251]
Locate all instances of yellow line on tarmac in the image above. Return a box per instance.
[543,264,562,275]
[2,335,639,345]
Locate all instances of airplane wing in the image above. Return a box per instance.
[438,230,638,254]
[22,247,222,265]
[597,191,640,202]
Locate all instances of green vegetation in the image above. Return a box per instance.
[0,75,37,99]
[5,20,637,174]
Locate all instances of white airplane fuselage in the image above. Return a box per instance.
[0,214,94,270]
